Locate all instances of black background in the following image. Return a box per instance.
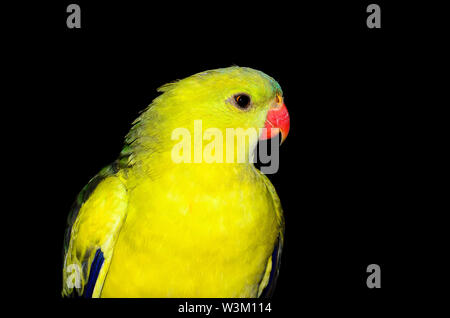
[16,0,439,314]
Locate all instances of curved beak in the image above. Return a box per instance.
[260,102,290,144]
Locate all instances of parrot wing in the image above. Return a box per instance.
[62,164,128,298]
[257,172,285,298]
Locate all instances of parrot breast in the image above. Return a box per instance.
[100,163,279,297]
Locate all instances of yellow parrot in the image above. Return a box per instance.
[62,66,290,298]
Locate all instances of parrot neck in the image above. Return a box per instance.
[127,141,258,179]
[125,124,259,176]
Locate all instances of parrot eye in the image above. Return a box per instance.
[233,94,251,110]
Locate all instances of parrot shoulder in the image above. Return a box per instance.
[255,169,285,297]
[62,167,128,298]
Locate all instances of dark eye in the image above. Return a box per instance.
[234,94,251,109]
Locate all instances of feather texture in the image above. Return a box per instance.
[62,67,285,297]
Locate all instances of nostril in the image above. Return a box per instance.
[275,93,282,105]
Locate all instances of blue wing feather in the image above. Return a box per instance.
[260,237,282,298]
[83,249,105,298]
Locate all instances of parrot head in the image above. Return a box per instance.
[126,66,289,165]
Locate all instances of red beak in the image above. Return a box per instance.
[260,102,290,144]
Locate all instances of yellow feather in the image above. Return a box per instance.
[63,67,285,298]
